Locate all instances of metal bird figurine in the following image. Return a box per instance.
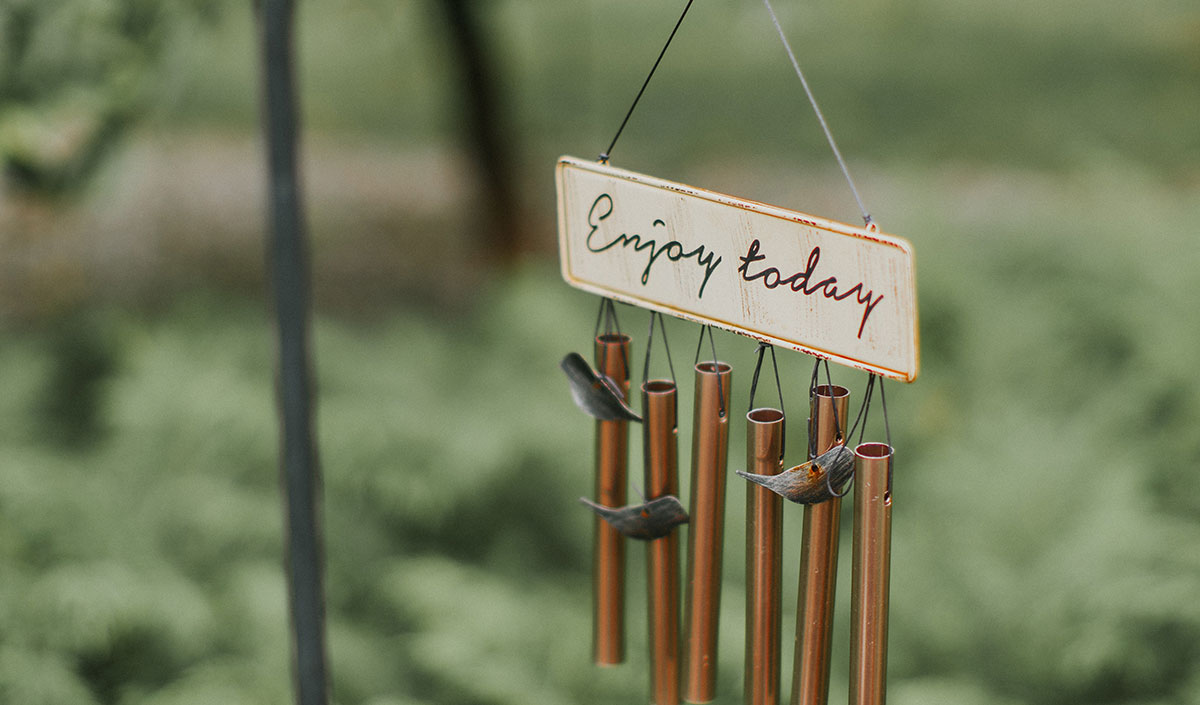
[736,444,855,504]
[561,352,642,422]
[580,495,690,540]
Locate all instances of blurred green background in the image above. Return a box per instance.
[2,0,1199,703]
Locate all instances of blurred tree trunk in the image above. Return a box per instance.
[433,0,522,263]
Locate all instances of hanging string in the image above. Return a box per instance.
[748,343,784,414]
[643,311,677,386]
[592,298,629,387]
[593,297,623,340]
[599,0,697,163]
[879,376,894,497]
[760,0,873,227]
[808,357,845,458]
[845,373,877,446]
[748,342,786,458]
[878,377,892,451]
[821,359,843,443]
[693,325,726,418]
[821,372,877,500]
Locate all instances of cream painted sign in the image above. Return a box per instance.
[555,157,919,382]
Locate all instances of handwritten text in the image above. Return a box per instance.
[586,193,722,298]
[737,239,883,338]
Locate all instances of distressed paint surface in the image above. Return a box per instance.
[556,157,919,382]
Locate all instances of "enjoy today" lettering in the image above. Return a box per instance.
[585,193,722,299]
[737,238,883,338]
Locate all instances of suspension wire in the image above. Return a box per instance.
[693,325,727,418]
[748,342,786,458]
[643,311,678,386]
[808,357,846,459]
[748,343,785,414]
[807,360,821,459]
[592,298,622,338]
[846,373,877,445]
[593,297,610,339]
[821,359,843,444]
[879,376,894,496]
[878,377,892,450]
[599,0,697,163]
[760,0,873,227]
[592,298,629,385]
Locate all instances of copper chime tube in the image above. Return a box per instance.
[791,384,850,705]
[593,333,631,665]
[745,407,786,705]
[684,361,732,703]
[849,443,893,705]
[644,379,682,705]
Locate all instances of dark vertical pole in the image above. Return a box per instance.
[258,1,330,704]
[434,0,521,262]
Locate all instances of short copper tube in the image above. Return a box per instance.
[593,334,631,665]
[849,443,893,705]
[644,379,682,705]
[791,385,850,705]
[745,407,786,705]
[684,361,732,703]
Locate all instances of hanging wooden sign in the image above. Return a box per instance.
[556,157,920,382]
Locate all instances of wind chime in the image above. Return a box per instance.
[559,2,917,705]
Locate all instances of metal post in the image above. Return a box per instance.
[684,360,732,703]
[259,1,330,703]
[791,385,850,705]
[745,407,786,705]
[644,379,682,705]
[849,443,893,705]
[593,333,632,665]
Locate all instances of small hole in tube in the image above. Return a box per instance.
[747,407,784,423]
[643,380,676,394]
[696,361,731,374]
[815,384,849,398]
[854,442,893,458]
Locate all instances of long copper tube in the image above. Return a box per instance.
[849,443,893,705]
[745,407,786,705]
[644,379,682,705]
[593,333,631,665]
[791,385,850,705]
[684,361,732,703]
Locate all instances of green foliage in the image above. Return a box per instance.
[0,0,217,194]
[3,186,1200,702]
[0,0,1198,703]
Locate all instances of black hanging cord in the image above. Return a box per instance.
[879,377,894,496]
[643,311,677,386]
[693,325,726,418]
[593,297,623,339]
[593,298,629,379]
[807,357,845,458]
[821,359,842,443]
[878,378,892,450]
[846,373,877,446]
[599,0,697,163]
[748,342,786,458]
[831,373,893,498]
